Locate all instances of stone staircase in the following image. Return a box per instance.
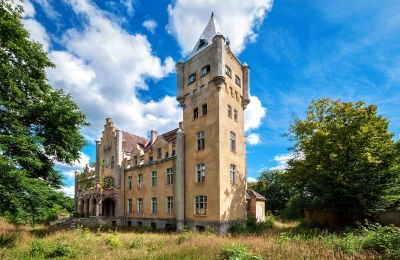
[49,217,76,229]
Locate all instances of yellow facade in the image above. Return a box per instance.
[75,13,253,232]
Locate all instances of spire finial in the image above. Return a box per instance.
[211,11,214,18]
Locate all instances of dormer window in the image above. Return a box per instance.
[225,66,232,77]
[188,73,196,84]
[201,65,210,77]
[235,75,241,87]
[197,39,208,50]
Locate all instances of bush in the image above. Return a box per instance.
[264,215,275,228]
[48,243,71,257]
[361,223,400,257]
[29,239,47,257]
[129,238,144,249]
[176,232,189,245]
[227,222,246,234]
[281,196,306,220]
[219,243,262,260]
[0,233,17,248]
[106,234,123,249]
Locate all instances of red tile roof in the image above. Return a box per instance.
[144,128,179,151]
[121,131,148,153]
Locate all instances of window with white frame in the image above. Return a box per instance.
[230,132,236,152]
[152,171,157,187]
[128,176,132,190]
[230,164,237,184]
[138,198,143,214]
[166,196,173,214]
[151,197,157,214]
[196,163,205,183]
[138,174,143,189]
[166,168,173,185]
[196,131,205,151]
[128,199,132,213]
[195,196,208,215]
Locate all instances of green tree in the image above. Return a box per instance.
[285,98,400,222]
[248,169,291,213]
[0,1,88,224]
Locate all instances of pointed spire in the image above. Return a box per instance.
[188,12,223,59]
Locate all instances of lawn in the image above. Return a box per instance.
[1,217,397,259]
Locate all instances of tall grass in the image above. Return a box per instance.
[0,217,387,259]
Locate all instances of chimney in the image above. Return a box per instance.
[179,121,183,130]
[150,130,158,144]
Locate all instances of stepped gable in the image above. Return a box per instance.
[121,131,148,153]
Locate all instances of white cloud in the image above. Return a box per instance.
[19,0,35,17]
[23,18,50,51]
[247,133,261,145]
[41,0,180,138]
[143,19,157,34]
[167,0,273,55]
[245,95,267,132]
[55,152,91,180]
[60,185,75,198]
[270,153,294,171]
[247,177,257,183]
[123,0,134,15]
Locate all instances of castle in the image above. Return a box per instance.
[74,13,265,233]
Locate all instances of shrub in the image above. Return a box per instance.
[264,215,275,228]
[281,196,306,220]
[219,243,262,260]
[106,234,123,249]
[0,233,17,248]
[228,222,245,234]
[361,223,400,257]
[129,238,144,249]
[176,232,189,245]
[48,243,71,257]
[29,239,47,257]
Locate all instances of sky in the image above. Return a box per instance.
[18,0,400,196]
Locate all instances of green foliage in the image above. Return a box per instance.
[48,243,71,257]
[286,98,400,220]
[248,169,291,213]
[0,233,17,248]
[176,232,189,245]
[0,1,88,225]
[78,173,95,189]
[103,177,114,189]
[219,243,262,260]
[361,223,400,257]
[129,238,144,249]
[29,239,46,257]
[229,215,274,235]
[264,215,275,228]
[281,196,307,220]
[106,234,123,249]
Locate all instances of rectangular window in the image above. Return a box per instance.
[149,156,153,163]
[196,131,205,151]
[193,107,199,119]
[195,196,208,215]
[157,148,162,159]
[235,75,241,87]
[128,199,132,213]
[196,163,205,183]
[234,109,238,122]
[134,156,137,166]
[188,73,196,84]
[228,105,232,118]
[138,198,143,214]
[151,198,157,214]
[172,149,176,156]
[128,176,132,190]
[230,132,236,152]
[166,168,173,185]
[201,65,210,76]
[225,66,232,77]
[166,196,173,214]
[230,164,237,184]
[202,104,207,116]
[138,174,143,189]
[152,171,157,187]
[165,151,169,158]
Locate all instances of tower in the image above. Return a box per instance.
[176,13,250,232]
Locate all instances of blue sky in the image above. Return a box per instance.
[20,0,400,196]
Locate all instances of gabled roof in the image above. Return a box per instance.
[144,128,179,151]
[121,131,148,153]
[246,190,267,201]
[188,12,222,59]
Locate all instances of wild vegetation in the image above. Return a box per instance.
[2,217,400,259]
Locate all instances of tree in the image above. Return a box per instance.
[248,169,291,213]
[0,2,88,224]
[285,98,400,222]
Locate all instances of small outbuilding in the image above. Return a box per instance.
[246,190,267,222]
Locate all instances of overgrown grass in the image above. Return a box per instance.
[1,217,396,259]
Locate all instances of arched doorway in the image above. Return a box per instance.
[102,198,115,217]
[85,198,90,217]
